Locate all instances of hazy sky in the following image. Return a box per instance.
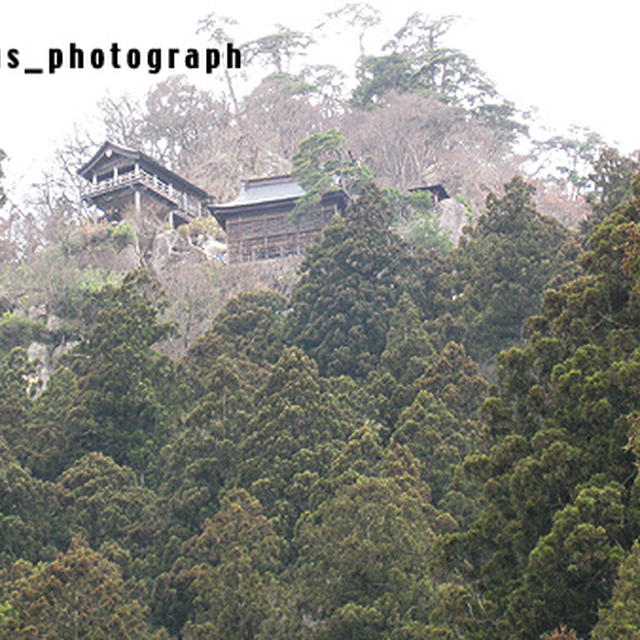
[1,0,639,202]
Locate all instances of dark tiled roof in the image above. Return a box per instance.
[408,184,450,201]
[216,175,305,208]
[78,141,210,199]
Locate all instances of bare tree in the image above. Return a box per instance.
[345,92,522,213]
[323,3,381,57]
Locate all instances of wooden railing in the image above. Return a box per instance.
[85,167,201,217]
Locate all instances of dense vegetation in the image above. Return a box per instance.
[1,167,640,638]
[2,5,640,639]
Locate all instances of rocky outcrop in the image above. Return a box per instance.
[436,198,472,246]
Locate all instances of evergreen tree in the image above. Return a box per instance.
[155,422,233,541]
[292,446,437,640]
[30,271,177,475]
[593,540,640,639]
[238,346,348,534]
[582,147,639,241]
[287,182,418,378]
[0,539,166,639]
[505,481,627,638]
[365,292,436,431]
[152,490,282,639]
[445,176,573,361]
[184,290,287,370]
[0,437,61,568]
[0,348,33,454]
[22,367,94,479]
[56,452,160,571]
[392,342,489,509]
[444,173,640,639]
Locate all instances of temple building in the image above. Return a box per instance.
[210,175,347,263]
[78,141,211,228]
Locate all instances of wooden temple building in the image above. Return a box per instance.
[80,143,453,265]
[210,175,347,263]
[78,141,211,228]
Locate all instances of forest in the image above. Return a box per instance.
[1,6,640,639]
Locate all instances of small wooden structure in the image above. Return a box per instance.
[409,184,450,204]
[78,141,210,227]
[211,176,346,263]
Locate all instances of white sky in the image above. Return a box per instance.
[1,0,639,203]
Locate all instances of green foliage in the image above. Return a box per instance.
[392,342,489,507]
[0,348,34,451]
[0,438,61,567]
[238,346,348,533]
[61,222,136,256]
[243,24,313,73]
[24,271,177,477]
[155,421,233,541]
[292,128,373,214]
[6,14,640,638]
[352,52,415,107]
[0,314,47,358]
[582,147,640,240]
[454,193,473,219]
[532,125,605,193]
[364,293,436,432]
[445,176,572,360]
[179,289,287,435]
[505,481,627,638]
[293,448,437,639]
[441,172,640,640]
[380,292,435,385]
[0,539,166,639]
[4,90,640,640]
[287,183,419,378]
[387,188,453,251]
[593,540,640,639]
[56,452,160,567]
[5,245,119,322]
[185,289,286,369]
[402,212,452,251]
[20,366,93,479]
[350,13,525,140]
[153,490,282,638]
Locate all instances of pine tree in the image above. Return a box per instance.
[593,540,640,639]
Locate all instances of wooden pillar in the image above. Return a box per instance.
[134,189,141,213]
[113,166,119,181]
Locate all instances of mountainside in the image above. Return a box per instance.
[1,8,640,639]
